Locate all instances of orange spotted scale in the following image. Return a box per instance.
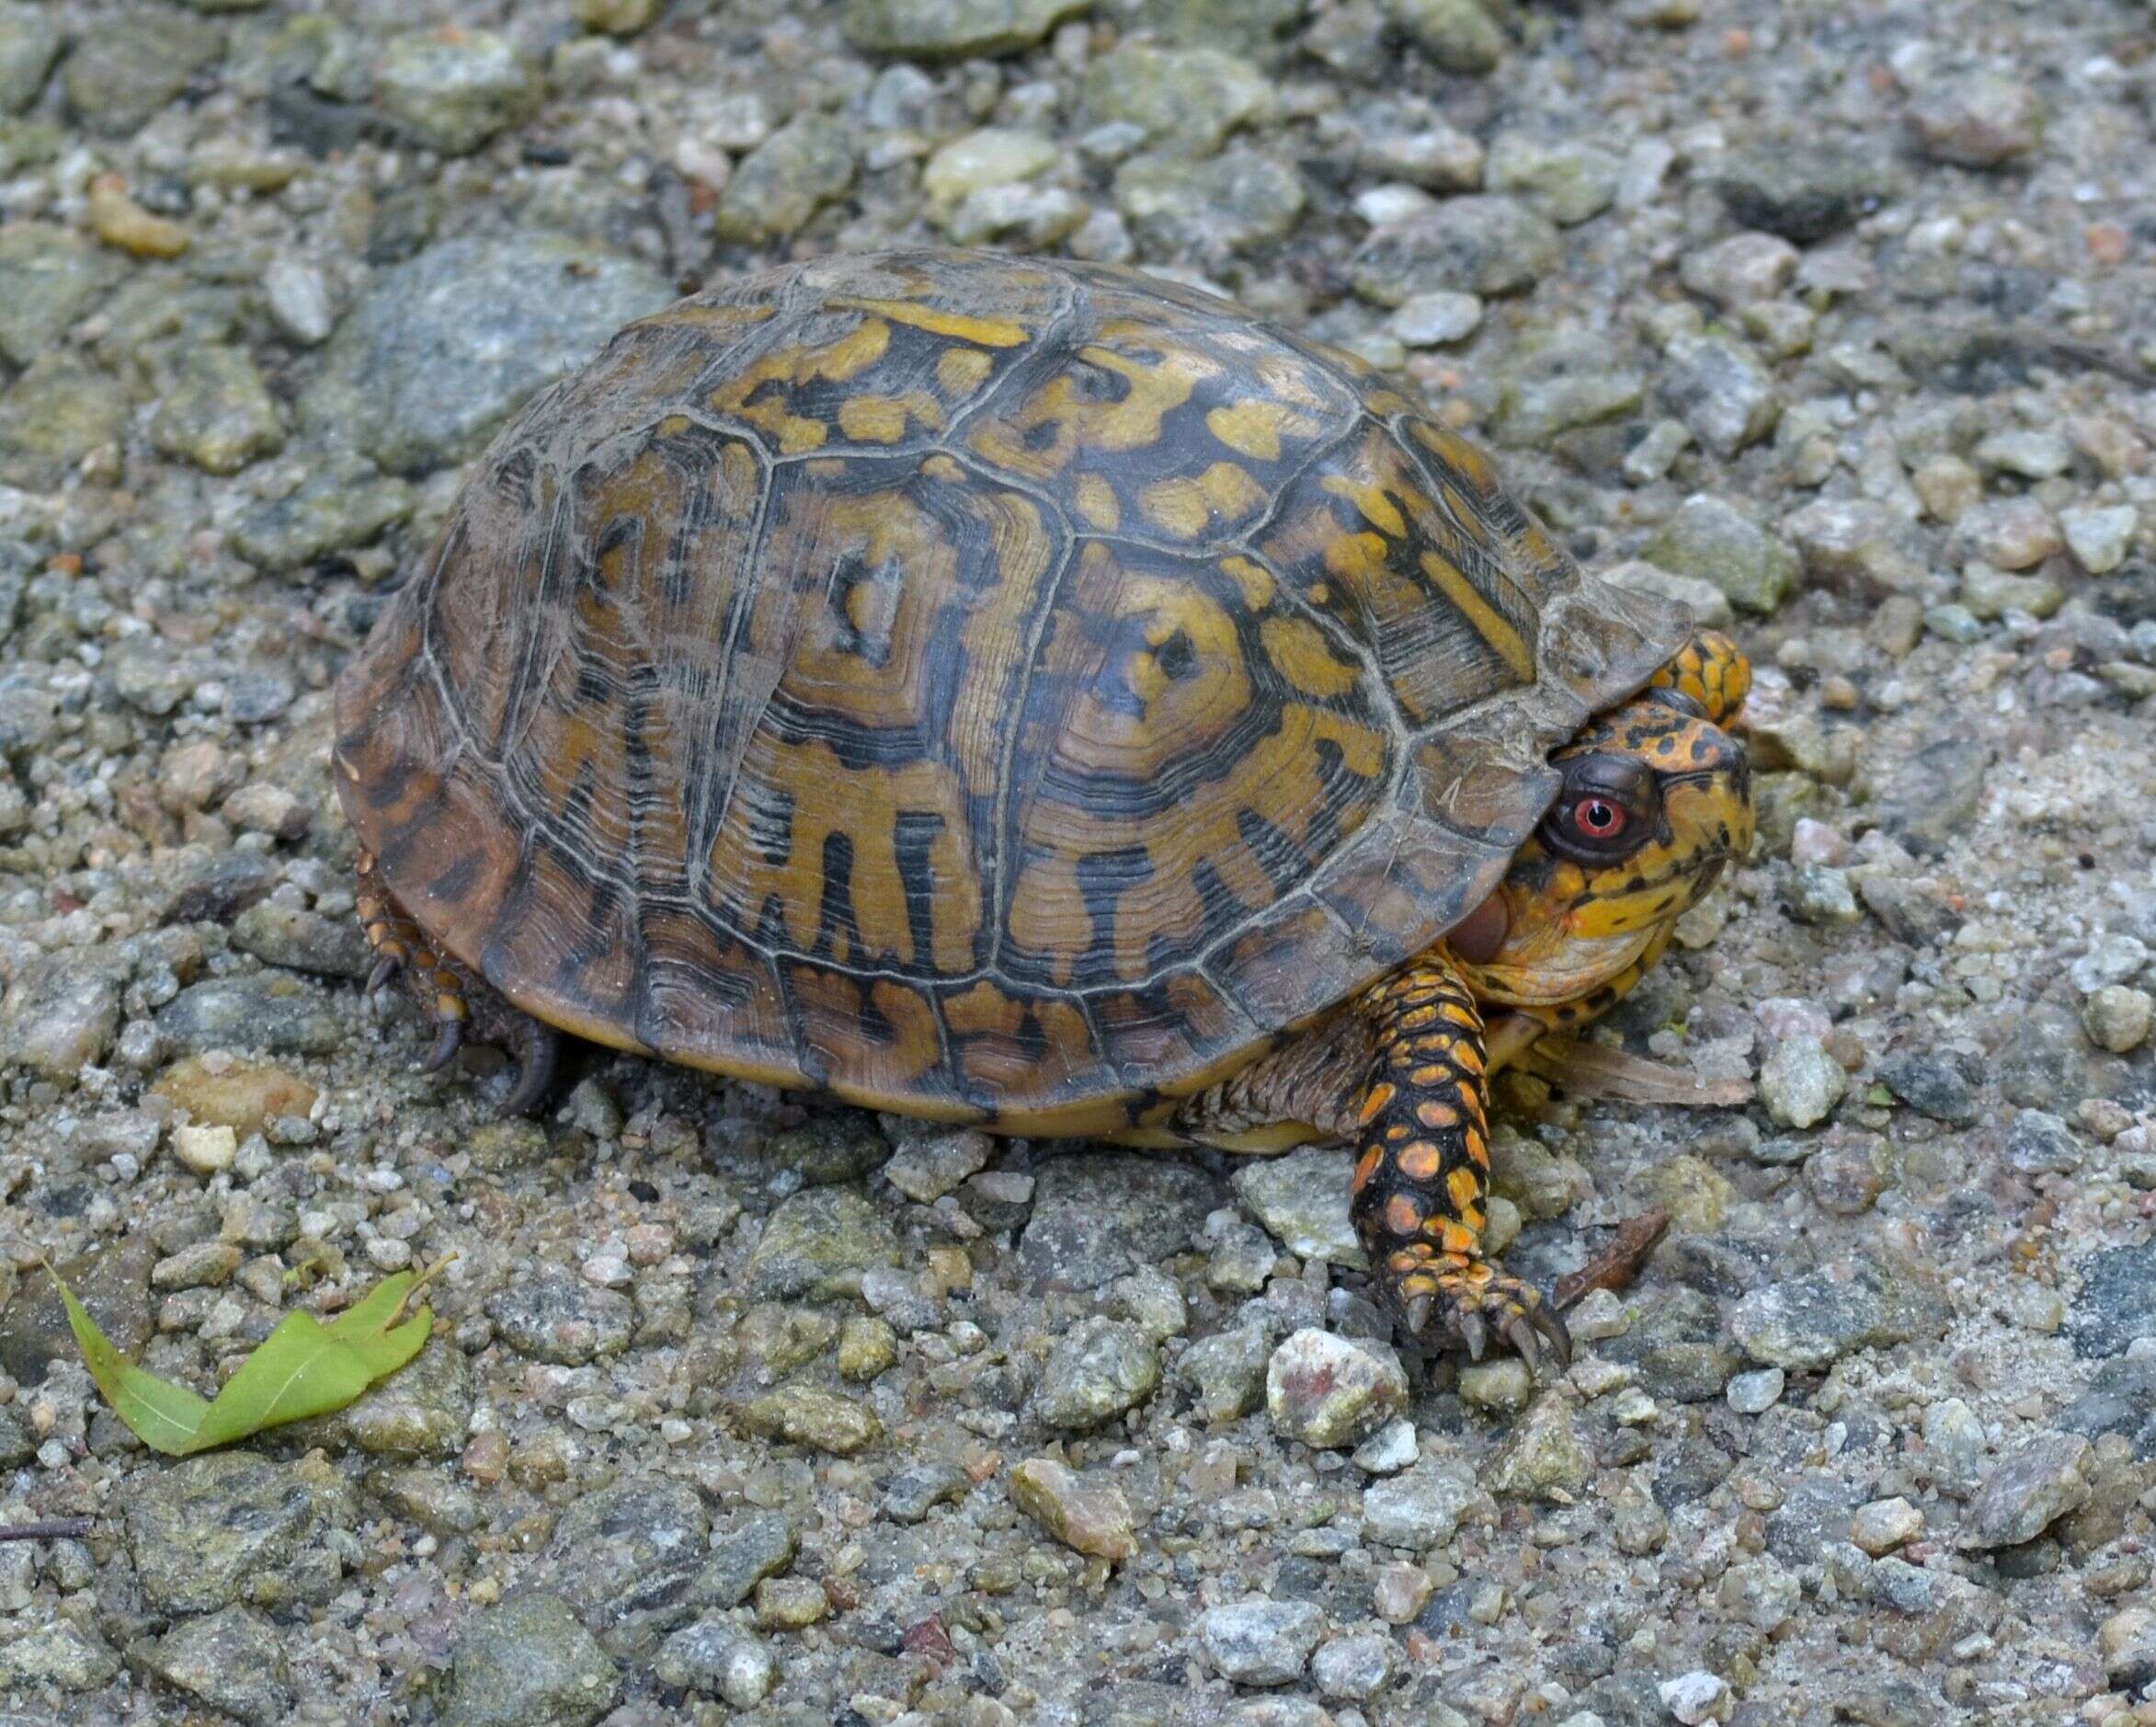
[336,249,1756,1371]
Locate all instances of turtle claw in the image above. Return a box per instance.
[365,955,402,997]
[1403,1292,1434,1337]
[1526,1299,1574,1369]
[496,1019,562,1119]
[1456,1308,1489,1361]
[419,1018,463,1073]
[1502,1311,1547,1376]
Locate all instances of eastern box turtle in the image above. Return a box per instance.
[336,250,1753,1367]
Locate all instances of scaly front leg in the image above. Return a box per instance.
[1352,951,1570,1371]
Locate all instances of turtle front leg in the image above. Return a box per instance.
[355,852,562,1116]
[1352,951,1570,1371]
[1649,627,1751,726]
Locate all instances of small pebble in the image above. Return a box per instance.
[1850,1496,1922,1556]
[171,1123,237,1174]
[1725,1367,1784,1414]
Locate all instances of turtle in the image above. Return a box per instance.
[335,249,1753,1368]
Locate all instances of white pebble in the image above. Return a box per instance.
[171,1123,236,1174]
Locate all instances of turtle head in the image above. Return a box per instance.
[1448,683,1752,1013]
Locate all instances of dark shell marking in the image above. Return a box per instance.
[334,250,1689,1133]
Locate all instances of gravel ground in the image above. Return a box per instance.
[0,0,2151,1723]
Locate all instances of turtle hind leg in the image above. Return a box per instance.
[1350,952,1571,1373]
[355,851,561,1118]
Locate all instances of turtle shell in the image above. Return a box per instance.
[335,250,1688,1135]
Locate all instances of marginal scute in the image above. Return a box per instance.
[334,249,1694,1126]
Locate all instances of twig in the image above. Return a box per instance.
[1553,1209,1670,1311]
[0,1518,93,1542]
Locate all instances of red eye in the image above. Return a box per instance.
[1573,797,1626,839]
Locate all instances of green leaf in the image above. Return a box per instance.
[50,1267,211,1457]
[46,1261,439,1456]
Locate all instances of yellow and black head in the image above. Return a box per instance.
[1451,678,1752,1015]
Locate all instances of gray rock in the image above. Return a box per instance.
[1731,1263,1944,1371]
[1114,148,1306,256]
[1857,876,1961,948]
[2060,504,2139,575]
[1641,495,1798,615]
[1362,1459,1481,1548]
[0,6,62,113]
[714,115,856,242]
[1352,1416,1419,1473]
[302,234,672,475]
[2069,933,2149,993]
[654,1620,779,1706]
[1487,1393,1592,1499]
[375,29,541,156]
[1485,132,1622,224]
[1336,97,1483,191]
[2004,1109,2082,1175]
[1494,329,1645,445]
[2066,1241,2156,1358]
[690,1512,797,1609]
[1386,0,1506,74]
[1,948,127,1081]
[135,1607,291,1727]
[747,1187,901,1301]
[232,457,416,573]
[2082,985,2152,1053]
[1032,1316,1161,1430]
[1957,1431,2091,1550]
[0,1618,120,1692]
[1871,738,1990,854]
[881,1128,992,1204]
[883,1459,971,1523]
[156,976,343,1057]
[1081,43,1270,158]
[1905,72,2042,167]
[0,1237,153,1387]
[1350,196,1561,304]
[0,223,113,368]
[1757,1035,1846,1129]
[2063,1352,2156,1458]
[231,901,371,978]
[1710,142,1900,243]
[1389,291,1484,346]
[1725,1367,1785,1414]
[843,0,1090,57]
[1230,1148,1363,1267]
[1021,1152,1220,1288]
[736,1384,882,1455]
[1312,1630,1396,1700]
[1178,1324,1272,1423]
[0,353,128,482]
[148,346,285,475]
[442,1594,621,1727]
[1266,1327,1407,1448]
[1916,1399,1989,1497]
[1136,0,1306,59]
[1660,334,1780,457]
[63,7,222,136]
[1679,231,1799,309]
[1877,1050,1979,1125]
[125,1453,353,1615]
[485,1269,635,1365]
[316,1335,473,1458]
[543,1475,711,1653]
[1199,1596,1325,1686]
